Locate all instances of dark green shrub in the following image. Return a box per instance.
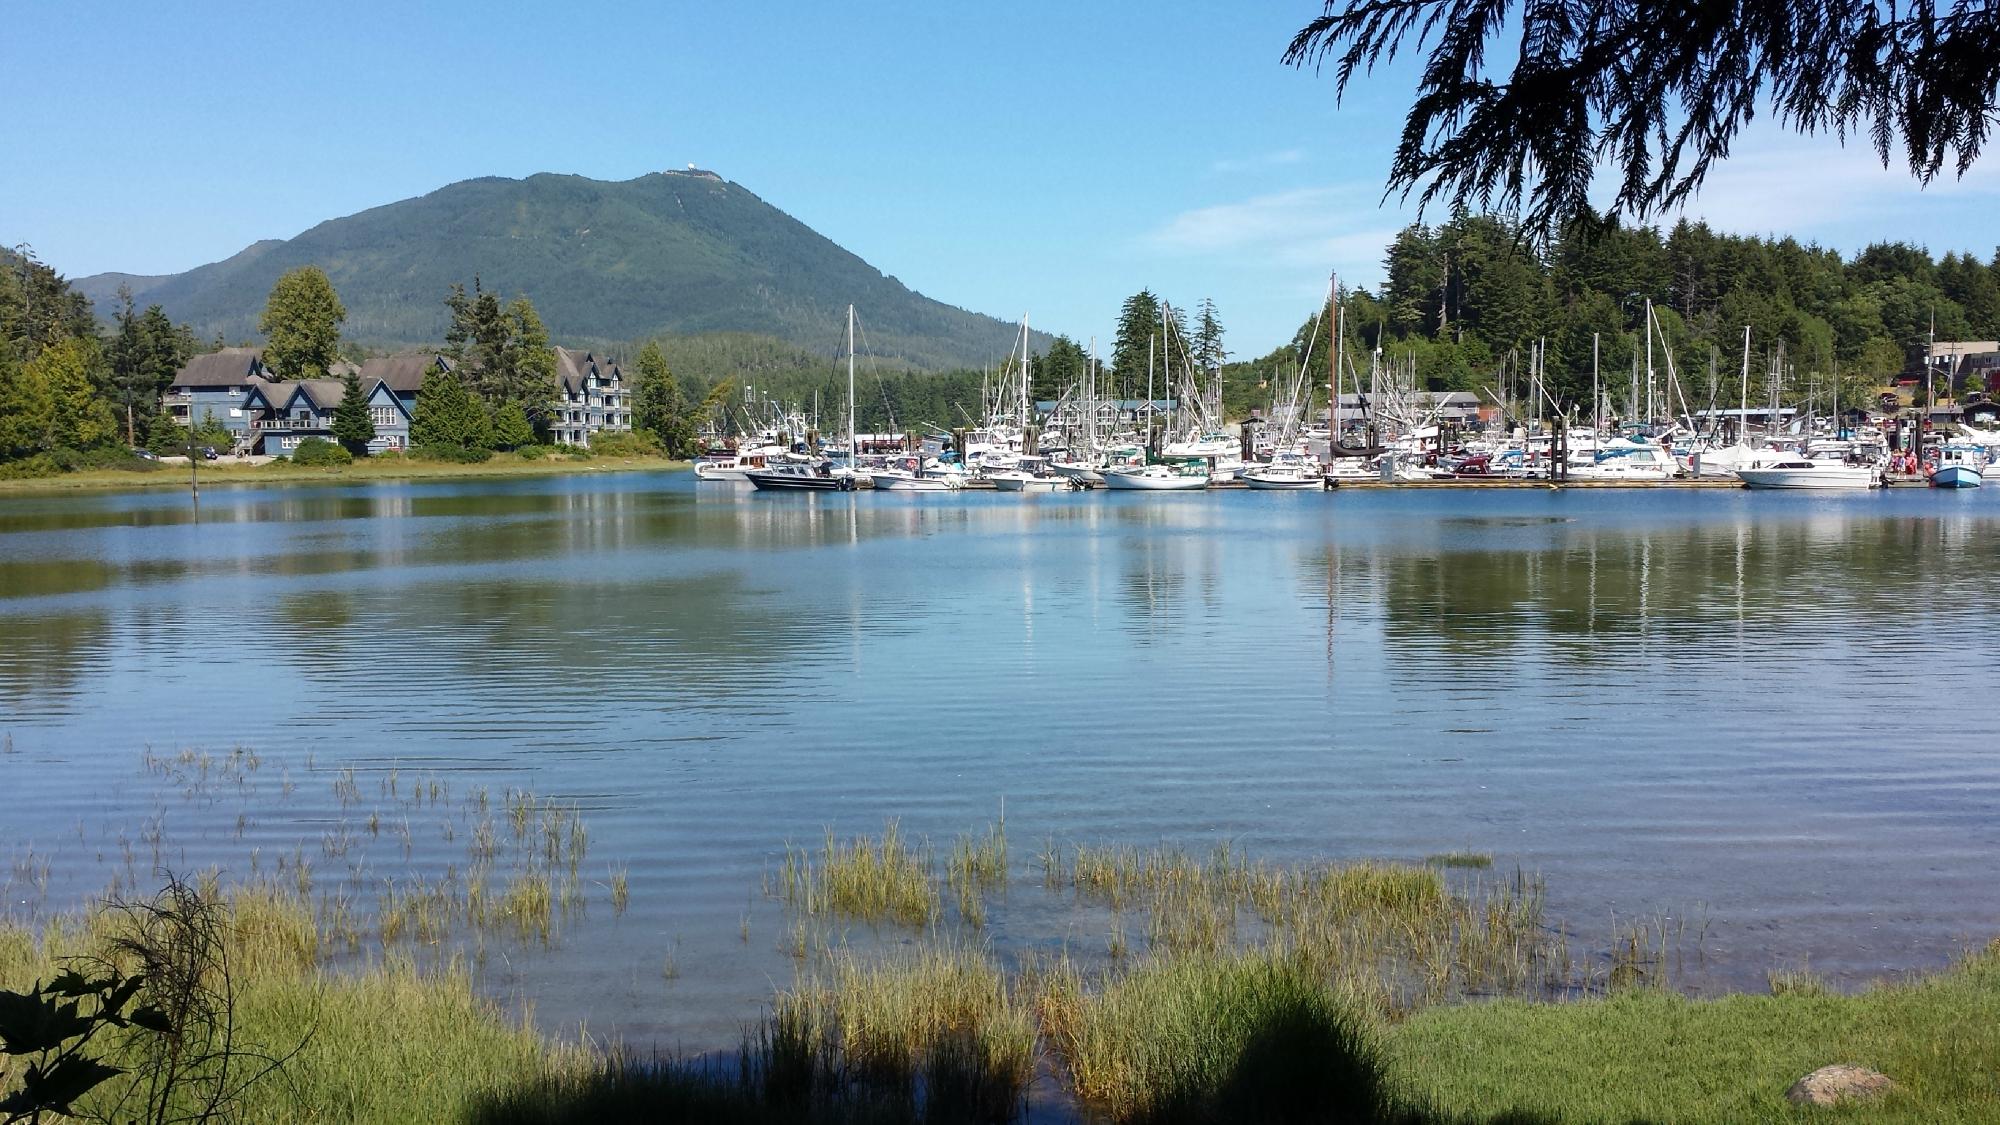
[517,445,547,461]
[290,438,353,467]
[412,445,494,464]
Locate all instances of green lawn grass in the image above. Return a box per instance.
[1385,941,2000,1123]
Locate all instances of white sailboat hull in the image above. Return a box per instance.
[1100,468,1209,491]
[1050,463,1106,485]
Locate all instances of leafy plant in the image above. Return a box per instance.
[0,967,172,1123]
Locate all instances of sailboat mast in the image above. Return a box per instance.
[1327,272,1339,440]
[1739,326,1750,444]
[1021,315,1031,444]
[1592,333,1600,436]
[1644,299,1656,428]
[847,304,857,457]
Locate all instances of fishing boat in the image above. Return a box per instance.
[693,448,780,482]
[1736,460,1881,489]
[1100,462,1209,491]
[1929,444,1985,488]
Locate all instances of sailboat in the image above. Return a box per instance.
[748,306,863,492]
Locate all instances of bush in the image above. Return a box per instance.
[412,445,494,464]
[291,438,354,467]
[585,431,661,458]
[550,443,591,460]
[517,445,547,461]
[374,448,407,462]
[0,454,64,480]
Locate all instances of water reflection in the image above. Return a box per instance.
[3,478,2000,1046]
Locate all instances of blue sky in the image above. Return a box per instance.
[4,0,1997,355]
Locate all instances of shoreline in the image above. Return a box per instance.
[0,455,691,497]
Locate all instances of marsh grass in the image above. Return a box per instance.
[780,821,939,928]
[1038,951,1392,1124]
[947,817,1007,930]
[1423,852,1493,869]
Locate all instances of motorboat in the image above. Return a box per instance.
[870,470,958,491]
[1569,445,1680,481]
[1929,444,1985,489]
[989,470,1068,492]
[1100,463,1210,491]
[1241,450,1326,490]
[747,461,858,491]
[1241,464,1325,490]
[693,446,781,482]
[1736,460,1881,489]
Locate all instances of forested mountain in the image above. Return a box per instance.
[72,171,1041,371]
[1215,211,2000,419]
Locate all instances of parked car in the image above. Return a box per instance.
[200,445,219,460]
[132,448,160,462]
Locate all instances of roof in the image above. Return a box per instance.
[553,346,621,394]
[257,378,349,411]
[171,348,266,388]
[360,353,449,394]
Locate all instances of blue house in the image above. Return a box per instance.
[165,348,270,449]
[355,353,449,452]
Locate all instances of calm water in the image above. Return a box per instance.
[3,473,1998,1047]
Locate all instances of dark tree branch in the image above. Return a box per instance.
[1285,0,2000,242]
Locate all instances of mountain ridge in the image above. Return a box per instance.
[73,171,1045,370]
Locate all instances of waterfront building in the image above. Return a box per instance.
[162,348,270,442]
[548,347,633,448]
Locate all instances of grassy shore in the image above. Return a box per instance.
[0,454,689,496]
[7,805,1997,1122]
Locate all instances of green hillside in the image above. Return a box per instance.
[73,171,1040,371]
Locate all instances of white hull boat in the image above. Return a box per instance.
[1931,465,1982,489]
[988,471,1067,492]
[1241,467,1324,490]
[870,470,960,492]
[1737,461,1881,489]
[1100,465,1209,491]
[1050,463,1105,485]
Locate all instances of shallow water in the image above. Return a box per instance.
[2,472,1997,1046]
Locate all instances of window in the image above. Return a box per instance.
[370,406,398,427]
[228,408,242,418]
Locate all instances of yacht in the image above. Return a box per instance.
[1736,460,1882,489]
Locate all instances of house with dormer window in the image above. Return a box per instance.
[548,347,632,447]
[164,348,270,447]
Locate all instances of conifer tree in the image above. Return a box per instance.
[409,364,493,452]
[633,340,697,457]
[331,369,376,455]
[490,400,535,450]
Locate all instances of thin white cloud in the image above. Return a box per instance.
[1144,186,1403,278]
[1664,134,2000,237]
[1210,148,1307,174]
